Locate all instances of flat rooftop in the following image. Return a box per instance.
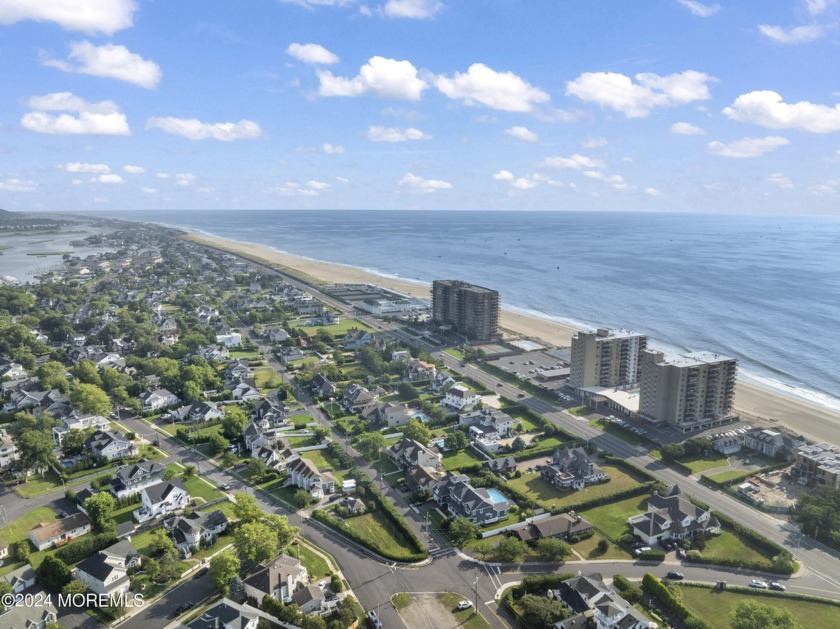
[580,385,640,414]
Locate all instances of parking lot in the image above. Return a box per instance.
[486,350,571,393]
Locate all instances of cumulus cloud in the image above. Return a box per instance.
[175,173,196,187]
[493,170,514,181]
[543,154,606,170]
[584,170,629,189]
[141,187,157,194]
[707,136,789,158]
[436,63,549,112]
[306,180,331,190]
[61,162,111,174]
[671,121,707,135]
[566,70,714,118]
[0,178,36,192]
[505,126,538,142]
[806,0,835,15]
[22,92,130,135]
[398,172,451,193]
[367,126,430,142]
[382,0,443,19]
[582,137,608,149]
[146,117,263,141]
[767,173,794,189]
[758,24,831,44]
[95,173,123,184]
[317,56,427,100]
[723,90,840,133]
[42,41,161,88]
[286,43,339,65]
[0,0,137,35]
[511,178,538,190]
[268,181,321,197]
[322,143,345,153]
[123,164,145,174]
[676,0,720,17]
[645,187,662,196]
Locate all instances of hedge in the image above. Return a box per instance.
[55,532,117,565]
[557,481,656,518]
[612,574,642,603]
[311,509,426,563]
[642,573,700,623]
[500,573,576,618]
[638,549,665,561]
[707,507,794,574]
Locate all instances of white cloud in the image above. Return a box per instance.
[382,0,443,19]
[566,70,714,118]
[146,117,263,141]
[317,56,427,100]
[584,170,629,189]
[543,154,606,170]
[723,90,840,133]
[645,187,662,196]
[0,178,36,192]
[511,178,538,190]
[493,170,514,181]
[268,181,320,197]
[436,63,549,112]
[197,187,215,194]
[286,43,339,65]
[306,180,331,190]
[43,41,161,88]
[767,173,794,189]
[398,172,451,193]
[22,92,130,136]
[61,162,110,174]
[156,172,170,179]
[335,176,350,184]
[367,126,430,142]
[72,179,82,186]
[806,0,835,15]
[676,0,720,17]
[758,24,831,44]
[141,187,157,194]
[671,121,707,135]
[582,137,608,149]
[175,173,196,187]
[505,126,538,142]
[95,173,123,184]
[0,0,137,35]
[323,143,345,154]
[707,136,789,158]
[123,164,145,174]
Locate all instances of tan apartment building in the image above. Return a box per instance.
[432,279,500,342]
[639,349,737,432]
[793,443,840,488]
[569,328,648,389]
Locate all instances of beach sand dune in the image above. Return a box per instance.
[185,232,840,445]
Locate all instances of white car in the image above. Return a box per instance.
[457,600,472,610]
[749,579,768,588]
[368,610,382,629]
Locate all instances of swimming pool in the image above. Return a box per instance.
[412,412,430,423]
[485,488,508,504]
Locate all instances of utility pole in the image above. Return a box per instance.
[473,575,480,616]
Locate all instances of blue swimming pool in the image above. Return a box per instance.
[485,488,507,504]
[412,412,430,423]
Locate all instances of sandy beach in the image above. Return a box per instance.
[184,231,840,445]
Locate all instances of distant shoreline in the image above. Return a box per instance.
[180,229,840,446]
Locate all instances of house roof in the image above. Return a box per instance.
[292,583,325,606]
[187,599,262,629]
[143,478,187,504]
[30,512,90,545]
[75,552,124,583]
[243,553,305,596]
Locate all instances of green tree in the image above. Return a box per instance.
[312,425,330,442]
[234,521,278,564]
[62,579,89,596]
[402,419,431,446]
[264,514,299,551]
[61,427,91,457]
[144,557,160,582]
[519,594,568,628]
[730,600,802,629]
[14,540,29,562]
[15,429,57,474]
[207,432,230,456]
[70,383,111,416]
[84,492,116,531]
[221,406,248,440]
[533,537,572,562]
[448,517,479,547]
[444,430,468,451]
[37,556,72,593]
[209,548,241,595]
[151,528,176,557]
[494,536,527,563]
[182,380,202,402]
[232,492,263,524]
[397,382,419,400]
[355,432,386,460]
[72,360,103,387]
[35,361,69,393]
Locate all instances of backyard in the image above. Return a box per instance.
[579,494,650,540]
[441,448,487,471]
[336,510,420,561]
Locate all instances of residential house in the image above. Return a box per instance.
[253,445,285,471]
[110,462,165,499]
[404,359,437,382]
[431,373,456,393]
[224,359,253,382]
[29,512,91,551]
[444,384,480,411]
[168,510,229,557]
[286,455,335,497]
[541,447,607,491]
[311,373,337,398]
[264,327,290,343]
[391,350,411,362]
[364,401,412,427]
[196,345,229,362]
[158,318,178,333]
[459,408,514,439]
[0,601,58,629]
[172,401,224,423]
[512,513,594,542]
[550,573,653,629]
[243,554,308,603]
[186,598,273,629]
[253,398,287,425]
[134,478,190,522]
[387,438,442,471]
[139,388,180,411]
[0,429,19,471]
[99,539,141,569]
[793,443,840,487]
[216,332,242,348]
[279,346,306,363]
[343,328,374,350]
[485,457,517,475]
[52,414,110,446]
[2,565,36,593]
[73,551,130,597]
[292,584,328,615]
[84,430,138,462]
[226,379,260,402]
[627,485,720,545]
[341,383,379,415]
[433,472,511,526]
[0,361,27,380]
[405,465,445,494]
[744,428,801,459]
[711,435,741,455]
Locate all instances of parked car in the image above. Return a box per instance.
[457,600,473,610]
[666,571,685,580]
[634,546,652,556]
[769,582,786,591]
[220,483,231,491]
[676,548,686,559]
[193,568,208,580]
[750,579,768,588]
[368,610,383,629]
[517,393,526,398]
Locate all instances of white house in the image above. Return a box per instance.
[459,408,514,440]
[29,513,91,551]
[73,551,130,596]
[286,455,335,497]
[134,479,190,523]
[110,462,165,498]
[139,388,180,411]
[52,414,110,446]
[1,565,36,594]
[444,384,480,410]
[84,430,138,462]
[216,332,242,348]
[628,485,721,545]
[264,327,290,343]
[387,438,442,471]
[169,510,229,557]
[243,554,308,603]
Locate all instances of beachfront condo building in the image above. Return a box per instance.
[432,280,500,342]
[639,349,737,432]
[569,328,648,389]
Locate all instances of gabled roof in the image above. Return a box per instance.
[143,478,187,504]
[75,552,124,583]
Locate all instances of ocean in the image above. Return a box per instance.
[101,210,840,411]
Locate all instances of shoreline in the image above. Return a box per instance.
[182,230,840,444]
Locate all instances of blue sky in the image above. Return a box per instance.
[1,0,839,213]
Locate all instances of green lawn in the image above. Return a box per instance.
[289,539,332,578]
[707,469,749,484]
[181,475,224,503]
[254,368,281,390]
[580,494,650,540]
[199,499,238,521]
[444,349,466,360]
[702,530,775,566]
[229,351,262,360]
[679,454,730,474]
[302,449,348,475]
[338,510,420,560]
[288,436,319,449]
[508,411,541,432]
[507,462,650,511]
[570,533,632,560]
[591,419,645,446]
[680,585,840,629]
[436,592,492,629]
[441,448,487,470]
[0,506,58,547]
[297,318,373,337]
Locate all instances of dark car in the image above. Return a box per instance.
[193,568,208,580]
[666,571,685,580]
[517,393,526,398]
[769,582,786,591]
